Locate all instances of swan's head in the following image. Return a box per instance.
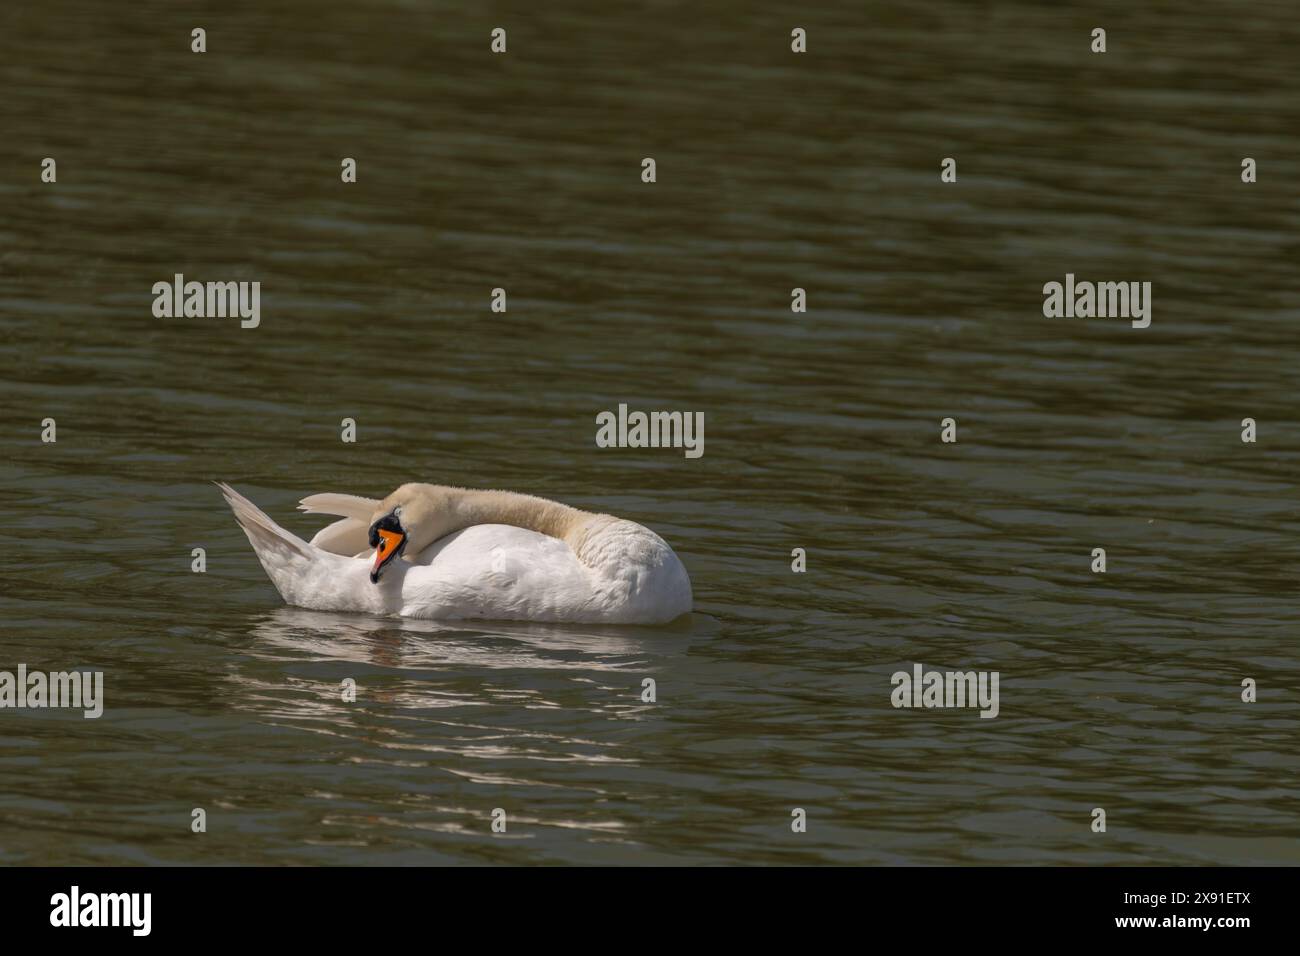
[367,483,456,583]
[367,509,407,583]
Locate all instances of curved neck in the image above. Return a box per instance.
[444,489,592,546]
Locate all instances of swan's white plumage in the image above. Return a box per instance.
[297,492,379,521]
[218,483,692,625]
[308,517,370,557]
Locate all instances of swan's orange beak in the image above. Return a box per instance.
[371,529,405,583]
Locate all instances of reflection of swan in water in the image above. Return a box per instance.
[220,608,701,779]
[218,609,712,839]
[241,606,689,671]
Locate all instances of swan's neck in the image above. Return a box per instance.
[445,489,592,547]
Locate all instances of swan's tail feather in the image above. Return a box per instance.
[219,483,377,614]
[217,482,313,566]
[297,492,379,521]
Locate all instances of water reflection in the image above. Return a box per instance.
[241,606,684,667]
[218,608,697,780]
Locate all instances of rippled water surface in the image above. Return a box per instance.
[2,0,1298,864]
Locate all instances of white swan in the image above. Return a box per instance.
[217,482,693,625]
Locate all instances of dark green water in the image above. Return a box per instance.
[1,0,1298,864]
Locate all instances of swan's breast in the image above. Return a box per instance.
[397,524,592,621]
[396,520,691,624]
[570,516,693,622]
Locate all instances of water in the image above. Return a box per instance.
[2,0,1298,865]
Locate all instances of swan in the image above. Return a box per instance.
[217,482,693,625]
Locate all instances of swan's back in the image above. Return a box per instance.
[397,519,692,624]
